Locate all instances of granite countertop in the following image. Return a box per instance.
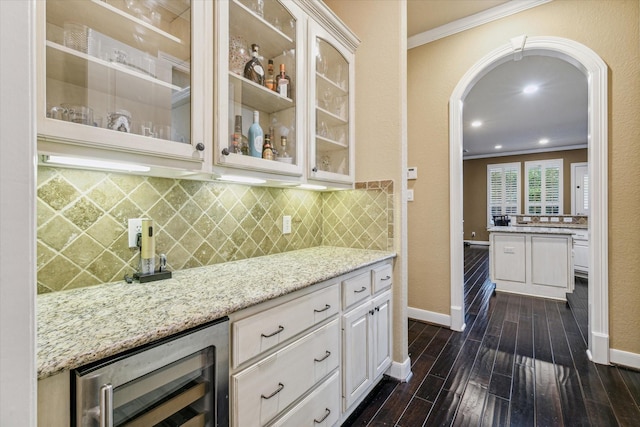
[488,226,579,235]
[37,246,395,379]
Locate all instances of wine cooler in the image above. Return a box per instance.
[73,317,229,427]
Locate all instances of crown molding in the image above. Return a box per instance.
[463,143,587,160]
[408,0,552,49]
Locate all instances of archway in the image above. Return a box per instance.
[449,35,609,364]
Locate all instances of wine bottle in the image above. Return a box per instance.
[244,44,264,85]
[248,110,263,158]
[262,134,274,160]
[231,115,243,154]
[265,59,276,91]
[277,63,291,98]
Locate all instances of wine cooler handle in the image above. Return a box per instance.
[99,383,113,427]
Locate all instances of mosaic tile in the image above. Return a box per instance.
[60,168,106,192]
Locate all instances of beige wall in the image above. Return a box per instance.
[325,0,409,367]
[408,0,640,354]
[464,149,588,242]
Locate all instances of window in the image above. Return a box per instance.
[487,162,521,226]
[525,159,563,215]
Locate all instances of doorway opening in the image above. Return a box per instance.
[449,36,609,364]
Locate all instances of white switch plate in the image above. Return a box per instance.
[128,218,143,248]
[407,189,414,202]
[282,215,292,234]
[407,167,418,180]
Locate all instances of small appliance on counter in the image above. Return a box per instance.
[492,215,511,226]
[129,218,172,283]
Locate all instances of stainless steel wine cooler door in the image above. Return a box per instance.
[74,317,229,427]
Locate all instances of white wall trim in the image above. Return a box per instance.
[0,0,37,424]
[610,349,640,371]
[408,0,552,49]
[408,307,451,328]
[450,35,609,364]
[387,357,413,383]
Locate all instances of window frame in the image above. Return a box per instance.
[486,162,521,227]
[524,159,564,215]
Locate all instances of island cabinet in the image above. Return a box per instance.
[229,260,393,426]
[489,228,575,300]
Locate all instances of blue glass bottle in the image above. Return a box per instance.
[248,110,263,158]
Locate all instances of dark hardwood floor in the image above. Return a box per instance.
[343,246,640,426]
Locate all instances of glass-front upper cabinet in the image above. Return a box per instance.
[308,21,355,185]
[215,0,304,178]
[37,0,210,171]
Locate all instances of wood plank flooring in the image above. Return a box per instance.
[343,246,640,426]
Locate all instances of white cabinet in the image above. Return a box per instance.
[307,19,355,185]
[573,229,589,277]
[215,0,359,186]
[342,266,393,411]
[37,0,211,172]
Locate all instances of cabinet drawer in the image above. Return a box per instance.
[372,264,392,293]
[343,271,371,309]
[270,371,340,427]
[233,284,340,367]
[232,319,340,427]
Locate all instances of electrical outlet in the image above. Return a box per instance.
[282,215,292,234]
[128,218,143,248]
[471,231,476,238]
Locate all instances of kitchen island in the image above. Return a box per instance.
[488,226,576,300]
[37,246,395,379]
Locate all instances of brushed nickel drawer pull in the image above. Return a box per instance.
[354,286,367,293]
[381,275,391,281]
[314,350,331,362]
[314,304,331,313]
[261,325,284,338]
[314,408,331,423]
[261,383,284,400]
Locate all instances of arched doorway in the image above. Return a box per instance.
[448,35,609,364]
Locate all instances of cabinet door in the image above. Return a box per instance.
[573,239,589,274]
[215,0,304,178]
[372,290,392,379]
[342,299,372,410]
[308,21,355,185]
[38,0,209,169]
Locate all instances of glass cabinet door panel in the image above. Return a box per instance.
[312,35,352,182]
[44,0,192,145]
[218,0,302,176]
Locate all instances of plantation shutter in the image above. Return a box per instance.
[487,162,521,226]
[525,160,563,215]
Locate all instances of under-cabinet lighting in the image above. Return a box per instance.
[44,155,150,172]
[298,184,327,191]
[218,175,266,184]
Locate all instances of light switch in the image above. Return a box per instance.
[407,189,414,202]
[407,167,418,180]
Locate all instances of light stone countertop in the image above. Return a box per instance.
[37,246,395,379]
[488,226,579,235]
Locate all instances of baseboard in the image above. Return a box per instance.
[464,240,490,246]
[387,357,412,382]
[591,332,610,365]
[610,349,640,370]
[408,307,451,327]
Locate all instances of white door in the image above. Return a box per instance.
[571,163,589,216]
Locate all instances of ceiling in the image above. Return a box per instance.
[406,1,588,159]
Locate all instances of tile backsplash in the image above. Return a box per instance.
[37,167,393,293]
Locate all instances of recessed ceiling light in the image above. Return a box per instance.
[539,138,549,144]
[494,145,502,149]
[523,84,539,94]
[471,120,483,127]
